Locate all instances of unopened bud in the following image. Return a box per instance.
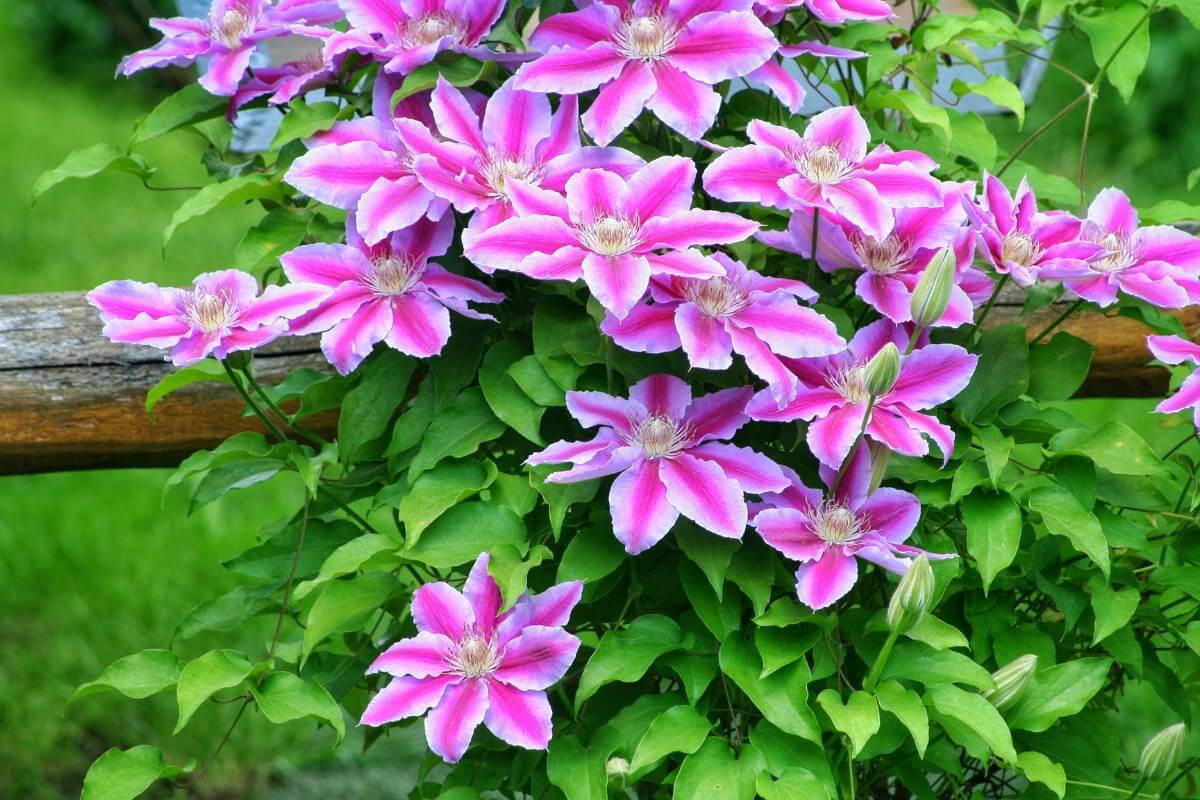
[1139,723,1186,781]
[863,343,901,397]
[606,756,631,786]
[887,556,934,633]
[910,246,957,328]
[983,654,1037,712]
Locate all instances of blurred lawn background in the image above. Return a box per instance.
[0,0,1195,797]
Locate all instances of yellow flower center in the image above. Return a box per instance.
[683,278,749,318]
[1000,232,1040,267]
[577,215,641,257]
[186,291,239,334]
[1087,231,1137,273]
[796,146,851,185]
[630,414,691,459]
[615,15,677,60]
[401,14,465,46]
[815,504,863,544]
[480,157,539,198]
[450,633,500,678]
[829,364,872,405]
[210,8,254,48]
[854,235,908,275]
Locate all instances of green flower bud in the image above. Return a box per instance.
[887,555,934,633]
[909,245,957,328]
[1139,723,1186,781]
[983,654,1037,712]
[863,343,901,397]
[606,756,631,787]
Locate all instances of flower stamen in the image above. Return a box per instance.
[185,291,240,334]
[682,277,750,317]
[614,15,678,60]
[447,630,501,678]
[368,254,423,296]
[576,215,642,257]
[628,414,692,459]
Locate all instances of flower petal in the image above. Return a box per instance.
[465,215,577,273]
[581,252,650,319]
[858,487,921,544]
[668,11,776,83]
[360,673,459,727]
[807,403,867,468]
[730,294,845,358]
[384,292,452,358]
[888,344,978,409]
[630,373,692,418]
[582,60,658,146]
[689,442,789,494]
[464,552,504,638]
[483,681,553,750]
[639,209,759,249]
[753,508,828,562]
[610,458,680,554]
[425,677,488,763]
[566,390,641,433]
[684,386,752,443]
[703,144,794,208]
[644,62,720,141]
[280,243,370,287]
[368,632,456,678]
[482,80,551,160]
[675,303,734,370]
[659,453,748,539]
[602,302,682,353]
[515,42,627,94]
[794,548,858,610]
[493,626,581,690]
[621,155,697,222]
[320,296,393,374]
[411,582,474,639]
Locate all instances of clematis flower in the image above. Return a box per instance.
[753,448,952,610]
[227,49,338,118]
[465,156,760,318]
[746,320,977,468]
[601,253,845,405]
[119,0,343,96]
[704,107,942,240]
[761,189,983,327]
[399,77,644,238]
[361,553,582,763]
[1034,188,1200,308]
[755,0,892,25]
[326,0,506,75]
[527,374,789,553]
[285,96,472,244]
[282,214,503,374]
[964,174,1102,287]
[87,270,329,367]
[514,0,778,145]
[1147,335,1200,429]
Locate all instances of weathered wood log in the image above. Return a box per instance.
[0,290,1195,474]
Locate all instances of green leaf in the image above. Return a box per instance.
[906,616,970,651]
[302,572,397,662]
[674,738,758,800]
[530,469,600,537]
[576,615,685,709]
[962,491,1022,593]
[488,544,551,609]
[557,524,626,584]
[954,324,1029,423]
[1028,333,1095,401]
[816,690,880,757]
[1090,584,1139,645]
[271,100,343,149]
[409,387,506,477]
[976,425,1014,487]
[250,672,346,744]
[508,355,566,406]
[946,110,997,171]
[405,501,527,568]
[391,52,494,106]
[225,518,360,582]
[33,143,151,202]
[488,471,540,517]
[385,458,497,541]
[479,341,545,445]
[663,652,719,706]
[546,735,607,800]
[1141,198,1200,225]
[756,625,819,677]
[868,88,951,140]
[339,351,416,463]
[132,83,225,145]
[926,684,1017,764]
[1007,657,1112,732]
[71,650,181,704]
[81,746,183,800]
[533,297,604,390]
[1017,751,1067,798]
[234,209,311,272]
[174,582,281,641]
[952,75,1025,128]
[162,174,275,248]
[629,705,712,778]
[1049,421,1165,476]
[720,635,821,742]
[1076,3,1152,103]
[875,680,930,757]
[174,649,257,734]
[145,360,230,416]
[676,522,740,599]
[293,533,398,601]
[1028,485,1110,577]
[881,641,996,690]
[189,457,285,513]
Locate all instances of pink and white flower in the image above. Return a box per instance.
[119,0,342,96]
[601,253,845,405]
[87,270,329,367]
[227,48,338,118]
[1034,188,1200,308]
[282,215,503,374]
[1148,335,1200,429]
[761,191,984,327]
[704,107,943,240]
[361,554,582,763]
[398,77,644,238]
[746,320,977,468]
[964,174,1102,287]
[527,374,789,553]
[465,156,760,318]
[514,0,778,144]
[755,0,892,25]
[326,0,506,75]
[753,448,951,610]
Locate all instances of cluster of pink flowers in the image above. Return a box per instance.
[97,0,1200,765]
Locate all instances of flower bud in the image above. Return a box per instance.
[1139,723,1186,781]
[863,343,901,397]
[887,556,934,633]
[606,756,631,787]
[910,245,957,328]
[983,654,1037,712]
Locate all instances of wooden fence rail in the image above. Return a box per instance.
[1,291,1196,475]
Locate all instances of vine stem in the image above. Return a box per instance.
[268,497,309,660]
[1163,432,1199,460]
[1030,299,1086,345]
[863,628,900,692]
[996,93,1086,177]
[241,366,326,447]
[830,396,876,497]
[966,274,1010,338]
[808,208,821,285]
[1121,777,1148,800]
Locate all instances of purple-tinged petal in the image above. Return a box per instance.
[358,174,439,244]
[644,250,726,279]
[690,442,788,494]
[514,43,627,94]
[528,433,621,467]
[753,508,828,562]
[506,179,572,219]
[1137,226,1200,268]
[320,297,393,374]
[730,294,844,358]
[667,10,776,83]
[340,0,407,35]
[87,279,180,320]
[1087,187,1139,235]
[684,386,752,442]
[660,453,747,539]
[280,243,370,287]
[566,390,641,434]
[542,145,645,190]
[676,302,735,369]
[464,553,504,638]
[602,302,681,353]
[483,680,553,750]
[805,106,870,160]
[420,264,503,305]
[565,168,626,223]
[747,384,844,422]
[864,163,943,208]
[483,81,551,160]
[100,315,191,348]
[610,459,680,554]
[621,155,697,221]
[1118,271,1188,309]
[1147,335,1200,366]
[727,325,800,406]
[430,77,486,151]
[821,178,894,240]
[582,252,650,319]
[807,403,867,468]
[493,626,581,690]
[644,62,721,142]
[582,60,657,146]
[866,407,929,458]
[148,16,209,36]
[523,581,584,628]
[889,406,956,463]
[425,677,488,763]
[289,282,374,336]
[522,246,589,280]
[747,58,805,113]
[858,487,920,544]
[530,4,617,49]
[794,548,858,610]
[702,144,794,208]
[888,345,977,409]
[169,331,220,366]
[199,46,255,96]
[631,373,693,418]
[368,632,455,678]
[1157,371,1200,415]
[384,292,452,358]
[412,582,474,639]
[856,273,912,322]
[360,674,459,727]
[544,446,642,483]
[465,216,577,272]
[287,141,408,208]
[639,209,759,249]
[238,283,330,328]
